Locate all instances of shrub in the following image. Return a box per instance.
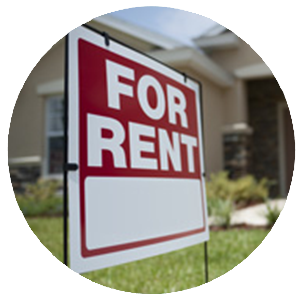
[209,198,234,228]
[207,197,223,216]
[16,179,63,217]
[206,198,213,216]
[264,200,281,227]
[17,196,63,217]
[24,179,61,201]
[230,176,269,206]
[206,172,269,208]
[206,172,232,203]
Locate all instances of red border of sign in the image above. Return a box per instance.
[75,29,207,259]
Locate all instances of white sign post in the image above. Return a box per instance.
[66,25,209,274]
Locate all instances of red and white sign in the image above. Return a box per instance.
[68,26,209,273]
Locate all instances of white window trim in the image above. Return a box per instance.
[43,173,63,180]
[42,95,64,178]
[37,79,64,96]
[8,156,41,166]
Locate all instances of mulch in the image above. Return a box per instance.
[234,200,265,210]
[209,223,272,231]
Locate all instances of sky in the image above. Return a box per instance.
[109,7,217,46]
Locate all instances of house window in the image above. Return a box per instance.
[46,96,64,175]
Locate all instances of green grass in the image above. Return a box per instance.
[27,217,269,293]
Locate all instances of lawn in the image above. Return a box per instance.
[27,217,269,293]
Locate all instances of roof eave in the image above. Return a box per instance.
[150,47,234,88]
[193,32,239,51]
[91,15,182,50]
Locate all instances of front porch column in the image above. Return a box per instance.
[222,123,253,179]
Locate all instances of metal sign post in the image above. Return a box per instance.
[204,241,209,283]
[63,34,79,267]
[198,81,209,284]
[63,34,69,267]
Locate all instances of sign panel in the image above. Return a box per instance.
[68,26,209,273]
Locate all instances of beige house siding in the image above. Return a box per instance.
[205,38,268,127]
[8,40,65,160]
[178,69,225,175]
[201,77,225,175]
[223,79,248,125]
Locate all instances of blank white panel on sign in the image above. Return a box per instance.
[85,177,204,250]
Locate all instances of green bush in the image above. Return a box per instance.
[206,196,228,217]
[206,172,232,203]
[231,176,269,205]
[264,200,281,226]
[16,179,63,217]
[209,198,234,228]
[206,172,269,208]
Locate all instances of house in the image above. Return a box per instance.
[8,15,294,197]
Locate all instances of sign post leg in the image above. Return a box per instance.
[63,34,69,267]
[204,241,209,283]
[63,167,68,266]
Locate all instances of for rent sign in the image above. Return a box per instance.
[68,26,209,273]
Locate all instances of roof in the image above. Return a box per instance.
[150,47,234,87]
[193,32,239,51]
[201,24,228,37]
[88,16,233,87]
[193,24,239,51]
[92,15,183,50]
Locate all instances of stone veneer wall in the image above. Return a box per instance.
[10,165,41,194]
[223,131,252,179]
[247,78,285,196]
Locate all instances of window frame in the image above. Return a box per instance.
[43,94,64,178]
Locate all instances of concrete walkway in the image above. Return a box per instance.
[231,199,286,226]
